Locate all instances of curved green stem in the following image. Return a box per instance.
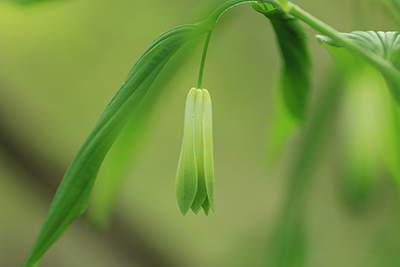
[197,31,213,89]
[196,0,271,88]
[277,0,289,11]
[199,0,269,29]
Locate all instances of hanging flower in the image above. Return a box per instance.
[176,88,216,215]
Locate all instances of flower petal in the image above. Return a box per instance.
[191,89,208,213]
[202,89,216,214]
[176,88,198,215]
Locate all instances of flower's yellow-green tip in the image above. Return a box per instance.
[176,88,216,216]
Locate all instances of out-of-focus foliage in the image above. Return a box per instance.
[336,70,383,208]
[319,31,400,201]
[252,1,311,167]
[2,0,400,267]
[318,31,400,103]
[253,2,311,122]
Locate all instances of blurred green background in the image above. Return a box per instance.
[2,0,400,266]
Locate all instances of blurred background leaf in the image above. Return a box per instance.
[253,2,311,170]
[2,0,400,267]
[253,2,311,122]
[318,31,400,104]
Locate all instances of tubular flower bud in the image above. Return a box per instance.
[176,88,216,216]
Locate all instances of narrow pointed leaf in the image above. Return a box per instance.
[253,2,311,121]
[87,38,202,229]
[264,83,299,166]
[24,24,208,267]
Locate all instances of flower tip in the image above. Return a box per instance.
[179,207,189,216]
[177,198,192,216]
[192,207,202,215]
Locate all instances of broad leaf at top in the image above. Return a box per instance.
[317,31,400,103]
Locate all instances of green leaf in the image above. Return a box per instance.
[86,39,200,229]
[382,0,400,26]
[318,35,389,210]
[264,83,299,166]
[379,97,400,190]
[23,24,209,267]
[253,3,311,121]
[268,74,343,267]
[337,68,383,210]
[252,2,311,166]
[269,211,306,267]
[317,31,400,104]
[86,102,152,229]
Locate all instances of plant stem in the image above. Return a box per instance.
[197,0,275,88]
[277,0,289,10]
[197,0,265,88]
[287,3,394,73]
[201,0,259,29]
[197,31,212,89]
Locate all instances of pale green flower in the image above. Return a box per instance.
[176,88,216,216]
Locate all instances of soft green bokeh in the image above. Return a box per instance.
[2,0,400,267]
